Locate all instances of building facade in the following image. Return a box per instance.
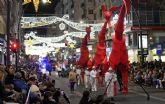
[123,0,165,62]
[0,0,22,65]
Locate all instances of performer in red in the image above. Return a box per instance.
[78,26,91,85]
[109,0,130,95]
[93,4,120,87]
[101,57,109,87]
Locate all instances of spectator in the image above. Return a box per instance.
[145,70,152,86]
[79,90,91,104]
[160,72,165,89]
[152,70,158,88]
[5,65,15,84]
[68,69,77,93]
[43,91,57,104]
[13,72,28,92]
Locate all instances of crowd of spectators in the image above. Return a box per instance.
[129,59,165,89]
[0,64,70,104]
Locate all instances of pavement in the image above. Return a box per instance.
[49,73,165,104]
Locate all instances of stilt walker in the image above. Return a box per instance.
[77,26,91,85]
[93,4,119,88]
[109,0,130,95]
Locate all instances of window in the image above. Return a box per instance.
[88,9,93,14]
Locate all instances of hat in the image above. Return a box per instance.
[108,67,113,71]
[30,85,40,92]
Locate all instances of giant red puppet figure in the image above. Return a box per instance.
[78,26,91,66]
[109,0,130,94]
[78,26,91,84]
[93,4,120,87]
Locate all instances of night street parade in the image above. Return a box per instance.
[0,0,165,104]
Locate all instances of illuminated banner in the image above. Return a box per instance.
[21,15,103,32]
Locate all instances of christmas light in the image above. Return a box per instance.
[23,0,51,12]
[21,15,104,32]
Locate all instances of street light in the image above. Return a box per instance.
[42,0,51,4]
[80,20,84,24]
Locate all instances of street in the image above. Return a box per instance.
[51,74,165,104]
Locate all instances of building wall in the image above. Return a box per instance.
[132,0,165,26]
[0,0,22,65]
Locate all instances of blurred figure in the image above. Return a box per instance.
[79,90,91,104]
[76,66,81,86]
[90,66,97,91]
[84,68,90,89]
[43,91,57,104]
[68,68,77,93]
[105,67,117,101]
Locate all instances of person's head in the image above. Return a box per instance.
[82,90,90,98]
[7,65,15,74]
[14,72,22,79]
[108,67,113,73]
[28,77,37,85]
[4,84,14,92]
[44,91,53,100]
[96,95,104,103]
[92,66,96,70]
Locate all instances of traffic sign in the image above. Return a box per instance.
[156,44,162,56]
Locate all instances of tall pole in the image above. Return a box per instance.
[15,52,18,71]
[6,0,10,65]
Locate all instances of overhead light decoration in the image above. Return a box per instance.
[59,23,66,30]
[33,0,40,12]
[23,0,51,12]
[68,43,75,49]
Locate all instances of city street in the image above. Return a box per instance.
[1,0,165,104]
[51,74,165,104]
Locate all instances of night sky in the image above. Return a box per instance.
[23,0,60,16]
[23,0,60,36]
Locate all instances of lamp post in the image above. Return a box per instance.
[130,0,144,67]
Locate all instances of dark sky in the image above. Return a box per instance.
[23,0,60,35]
[23,0,60,15]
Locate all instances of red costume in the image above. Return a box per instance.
[78,26,91,67]
[78,26,91,85]
[109,0,130,94]
[93,4,120,87]
[87,59,92,71]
